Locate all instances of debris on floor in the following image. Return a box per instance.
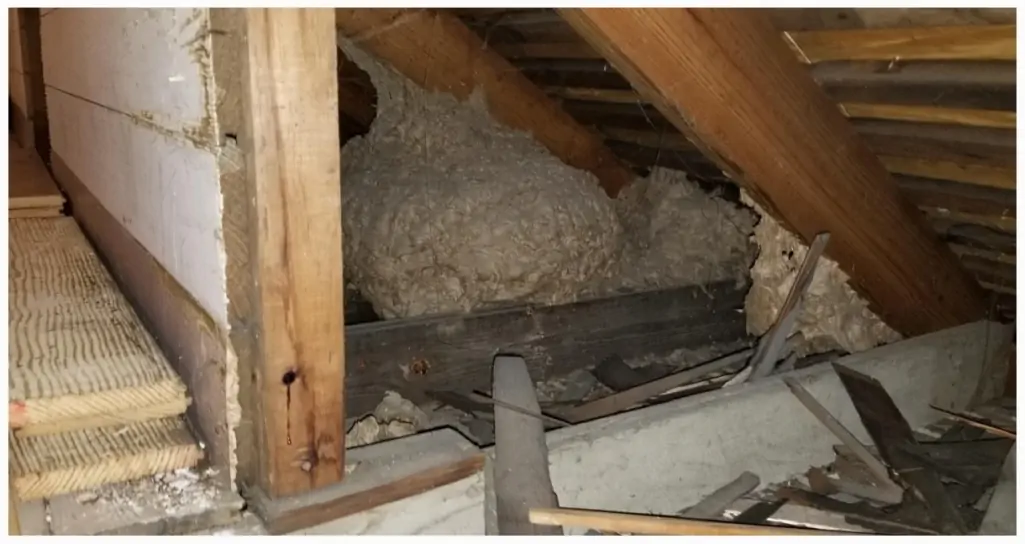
[33,466,246,536]
[493,350,1015,536]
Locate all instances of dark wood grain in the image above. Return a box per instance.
[344,281,750,416]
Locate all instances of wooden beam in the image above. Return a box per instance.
[840,103,1015,129]
[215,8,346,498]
[335,8,636,197]
[784,24,1016,64]
[558,8,988,337]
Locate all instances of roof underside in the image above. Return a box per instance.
[336,8,1016,322]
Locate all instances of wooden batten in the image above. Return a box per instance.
[880,156,1015,191]
[335,8,636,197]
[212,8,346,498]
[559,8,988,337]
[840,103,1015,129]
[924,208,1016,234]
[784,24,1016,64]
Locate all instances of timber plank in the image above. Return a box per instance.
[881,156,1015,190]
[344,281,749,416]
[785,24,1015,64]
[833,363,968,534]
[247,428,484,535]
[559,8,987,337]
[241,8,346,496]
[841,103,1015,128]
[897,176,1014,219]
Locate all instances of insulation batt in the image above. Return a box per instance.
[339,39,755,319]
[741,191,902,356]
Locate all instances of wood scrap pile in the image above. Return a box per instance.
[493,355,1014,536]
[8,218,201,502]
[354,233,836,449]
[762,369,1015,535]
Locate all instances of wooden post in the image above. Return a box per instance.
[212,8,346,498]
[558,8,988,337]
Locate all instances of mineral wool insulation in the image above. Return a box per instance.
[741,191,902,356]
[339,40,755,320]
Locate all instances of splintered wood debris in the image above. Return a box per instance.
[492,352,1015,536]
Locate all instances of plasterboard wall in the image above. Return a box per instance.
[40,7,227,327]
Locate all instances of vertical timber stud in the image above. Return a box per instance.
[234,8,345,497]
[558,8,988,337]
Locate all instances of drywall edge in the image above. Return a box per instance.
[299,319,1011,535]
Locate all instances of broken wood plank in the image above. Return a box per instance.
[245,428,484,535]
[560,343,768,424]
[748,233,830,381]
[681,471,760,519]
[929,405,1016,439]
[783,377,902,503]
[841,103,1015,129]
[777,487,939,535]
[335,8,636,197]
[344,280,749,416]
[558,8,988,338]
[492,355,562,535]
[783,24,1015,64]
[833,363,968,534]
[528,507,845,535]
[732,500,786,525]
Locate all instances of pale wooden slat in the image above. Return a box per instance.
[8,218,189,434]
[840,103,1015,128]
[784,24,1016,64]
[880,156,1015,190]
[10,416,203,500]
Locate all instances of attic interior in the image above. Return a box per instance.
[6,7,1017,537]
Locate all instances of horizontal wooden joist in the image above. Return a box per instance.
[950,244,1015,266]
[334,8,636,197]
[559,8,989,337]
[810,60,1015,111]
[936,223,1016,255]
[784,24,1016,63]
[925,208,1015,234]
[897,175,1015,219]
[522,57,1016,114]
[598,126,1017,193]
[839,103,1015,129]
[546,86,1016,129]
[880,156,1015,190]
[490,23,1016,66]
[852,120,1015,169]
